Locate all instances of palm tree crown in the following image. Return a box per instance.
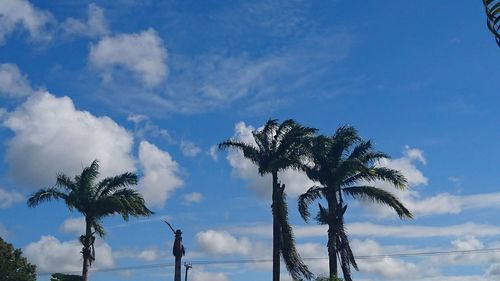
[220,119,316,281]
[27,160,153,281]
[298,126,412,281]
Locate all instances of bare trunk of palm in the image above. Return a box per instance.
[272,172,281,281]
[327,224,337,281]
[82,218,91,281]
[327,195,338,281]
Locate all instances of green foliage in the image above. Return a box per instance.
[0,236,36,281]
[483,0,500,46]
[27,160,154,281]
[27,160,153,238]
[298,125,413,280]
[50,273,83,281]
[220,119,316,281]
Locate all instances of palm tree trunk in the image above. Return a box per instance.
[327,224,337,281]
[82,218,91,281]
[272,171,281,281]
[327,195,338,281]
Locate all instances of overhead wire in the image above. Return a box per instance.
[37,247,500,276]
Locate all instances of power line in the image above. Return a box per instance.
[37,247,500,276]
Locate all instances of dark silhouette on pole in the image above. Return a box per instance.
[164,221,185,281]
[184,263,192,281]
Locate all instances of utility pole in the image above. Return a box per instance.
[164,221,185,281]
[184,262,192,281]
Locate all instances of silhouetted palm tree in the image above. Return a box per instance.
[220,119,316,281]
[27,160,153,281]
[298,126,412,281]
[484,0,500,46]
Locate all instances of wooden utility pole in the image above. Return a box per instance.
[164,221,185,281]
[184,263,192,281]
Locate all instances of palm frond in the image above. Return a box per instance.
[276,188,312,280]
[55,174,77,192]
[484,0,500,46]
[96,172,138,199]
[80,160,100,188]
[219,140,262,166]
[368,167,408,189]
[298,186,323,222]
[342,185,413,219]
[27,188,68,207]
[95,188,153,221]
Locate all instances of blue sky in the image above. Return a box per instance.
[1,1,500,280]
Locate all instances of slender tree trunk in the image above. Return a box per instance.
[327,224,337,281]
[82,218,91,281]
[272,172,281,281]
[327,193,338,281]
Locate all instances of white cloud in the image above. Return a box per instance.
[225,121,315,199]
[296,242,328,275]
[0,63,35,98]
[127,114,174,143]
[138,249,159,262]
[487,263,500,280]
[182,192,204,205]
[0,0,54,43]
[89,29,167,87]
[190,269,229,281]
[180,140,201,157]
[352,239,420,280]
[230,221,500,239]
[61,3,108,38]
[24,235,114,273]
[0,188,24,208]
[196,230,251,256]
[208,145,218,161]
[60,217,85,236]
[365,146,500,218]
[3,91,136,188]
[137,141,183,208]
[0,223,8,237]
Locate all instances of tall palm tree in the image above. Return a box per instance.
[484,0,500,46]
[219,119,316,281]
[27,160,153,281]
[298,126,412,281]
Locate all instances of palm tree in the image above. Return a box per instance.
[219,119,316,281]
[484,0,500,46]
[298,126,412,281]
[27,160,153,281]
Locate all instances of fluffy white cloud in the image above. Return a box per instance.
[225,121,315,199]
[487,263,500,280]
[60,217,85,235]
[0,63,35,98]
[208,145,218,161]
[3,92,136,188]
[138,249,159,262]
[352,239,420,280]
[190,269,229,281]
[61,3,108,38]
[196,230,251,256]
[296,242,328,275]
[137,141,183,208]
[0,0,54,43]
[182,192,204,205]
[89,29,167,87]
[365,146,500,218]
[180,140,201,157]
[0,188,24,208]
[24,235,114,273]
